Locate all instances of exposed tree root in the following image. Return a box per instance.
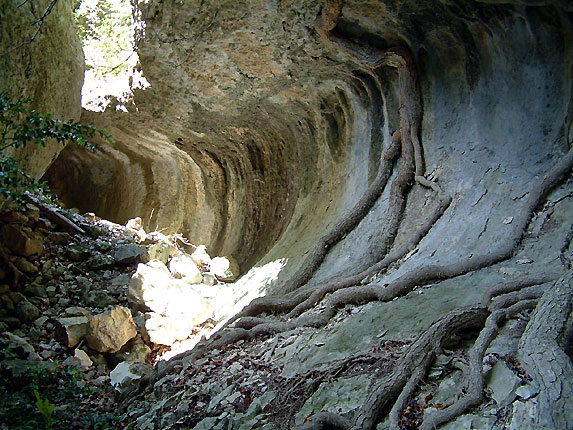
[297,412,351,430]
[419,299,538,430]
[281,126,401,295]
[516,270,573,429]
[351,305,489,429]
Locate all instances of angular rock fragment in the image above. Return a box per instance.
[2,224,43,257]
[114,244,146,264]
[86,306,137,353]
[55,316,90,348]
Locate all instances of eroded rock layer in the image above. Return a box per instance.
[43,2,573,427]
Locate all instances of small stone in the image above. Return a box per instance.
[144,242,172,264]
[94,240,113,252]
[79,222,106,238]
[126,217,143,230]
[503,216,514,224]
[114,244,146,264]
[110,361,154,391]
[191,245,212,267]
[64,306,92,318]
[55,316,90,348]
[86,254,115,269]
[15,298,41,322]
[202,273,217,286]
[40,349,54,360]
[211,256,240,282]
[82,289,116,308]
[34,316,49,328]
[2,224,43,257]
[86,306,138,353]
[0,332,35,356]
[23,282,47,298]
[74,349,93,370]
[516,258,534,264]
[168,253,203,283]
[66,244,91,261]
[48,231,71,244]
[116,336,151,363]
[14,258,38,274]
[485,361,521,406]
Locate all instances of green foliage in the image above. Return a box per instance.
[0,93,111,203]
[33,390,55,430]
[74,0,135,78]
[0,361,119,429]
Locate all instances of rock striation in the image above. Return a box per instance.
[3,0,572,429]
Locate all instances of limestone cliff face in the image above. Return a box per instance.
[0,0,84,179]
[45,1,571,283]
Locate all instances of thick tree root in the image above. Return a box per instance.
[419,299,538,430]
[515,270,573,429]
[351,305,489,429]
[281,129,402,295]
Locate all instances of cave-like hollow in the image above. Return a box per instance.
[45,0,571,290]
[29,0,573,428]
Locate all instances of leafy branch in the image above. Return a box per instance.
[0,93,112,202]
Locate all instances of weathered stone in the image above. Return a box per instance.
[168,253,203,283]
[66,244,91,261]
[129,260,213,339]
[0,332,35,356]
[79,222,106,238]
[14,258,39,274]
[55,316,89,348]
[64,306,92,318]
[48,231,71,244]
[15,297,41,322]
[110,361,154,391]
[23,282,47,298]
[211,256,240,282]
[82,289,117,308]
[94,239,113,252]
[484,361,521,406]
[144,312,200,345]
[144,242,172,264]
[114,244,146,264]
[116,336,151,363]
[86,254,115,269]
[86,306,137,353]
[2,224,43,257]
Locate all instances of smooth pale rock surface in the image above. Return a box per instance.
[128,260,172,305]
[168,253,203,283]
[210,256,240,282]
[0,0,84,179]
[73,348,93,370]
[129,260,213,318]
[144,312,201,345]
[110,361,154,391]
[86,306,137,353]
